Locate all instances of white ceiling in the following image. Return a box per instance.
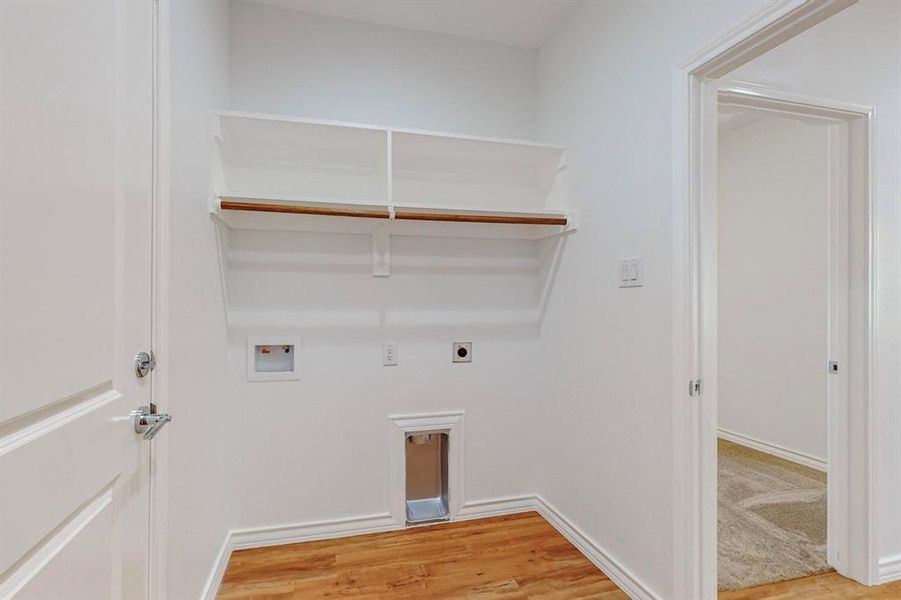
[245,0,581,48]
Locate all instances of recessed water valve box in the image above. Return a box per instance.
[247,338,300,381]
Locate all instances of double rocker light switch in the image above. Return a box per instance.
[618,257,643,288]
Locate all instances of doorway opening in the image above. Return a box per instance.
[702,82,872,595]
[714,88,859,592]
[672,4,876,597]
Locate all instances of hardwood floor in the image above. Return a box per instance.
[218,510,901,599]
[719,571,901,599]
[216,512,628,599]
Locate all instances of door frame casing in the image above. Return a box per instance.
[670,1,876,597]
[150,0,171,597]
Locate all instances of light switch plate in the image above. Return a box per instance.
[618,257,644,288]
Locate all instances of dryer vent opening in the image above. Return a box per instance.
[405,432,449,524]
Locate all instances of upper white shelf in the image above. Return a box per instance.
[215,112,389,205]
[212,112,572,239]
[391,129,566,213]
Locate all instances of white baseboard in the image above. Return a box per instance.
[202,512,401,598]
[200,532,232,600]
[533,497,659,600]
[459,495,658,600]
[230,512,401,551]
[457,494,540,520]
[879,553,901,584]
[718,427,827,472]
[205,497,658,600]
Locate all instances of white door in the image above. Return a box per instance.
[0,1,157,599]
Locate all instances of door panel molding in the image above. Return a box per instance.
[1,487,114,599]
[0,385,119,456]
[0,395,131,575]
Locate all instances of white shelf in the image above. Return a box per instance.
[214,111,568,215]
[212,112,575,274]
[215,113,389,205]
[213,195,573,241]
[391,130,566,212]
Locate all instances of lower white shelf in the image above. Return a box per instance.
[213,196,575,240]
[212,196,576,277]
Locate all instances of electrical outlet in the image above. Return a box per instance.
[453,342,472,363]
[618,256,644,288]
[383,342,397,366]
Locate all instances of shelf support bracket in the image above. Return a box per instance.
[373,223,390,277]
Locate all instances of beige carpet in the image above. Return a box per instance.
[718,439,829,591]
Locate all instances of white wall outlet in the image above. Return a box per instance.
[452,342,472,363]
[383,342,398,366]
[618,256,644,288]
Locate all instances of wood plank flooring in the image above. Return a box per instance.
[218,510,901,599]
[719,571,901,599]
[216,512,627,599]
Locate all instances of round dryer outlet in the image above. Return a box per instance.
[452,342,472,363]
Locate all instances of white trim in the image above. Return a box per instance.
[825,118,850,572]
[535,497,659,600]
[678,0,855,79]
[718,80,873,118]
[456,495,660,600]
[388,411,464,524]
[456,494,540,520]
[200,533,232,600]
[671,3,866,597]
[717,428,827,472]
[201,513,402,600]
[878,554,901,585]
[230,513,400,550]
[150,0,171,598]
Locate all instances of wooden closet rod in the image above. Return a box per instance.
[220,200,567,226]
[220,200,390,219]
[393,211,567,226]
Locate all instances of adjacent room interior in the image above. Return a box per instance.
[716,103,832,592]
[2,1,900,600]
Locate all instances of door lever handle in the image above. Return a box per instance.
[140,413,172,441]
[132,405,172,441]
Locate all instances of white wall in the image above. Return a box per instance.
[535,1,770,597]
[229,1,538,138]
[728,0,901,573]
[717,110,829,463]
[162,1,231,598]
[224,4,547,533]
[224,231,548,529]
[172,0,901,595]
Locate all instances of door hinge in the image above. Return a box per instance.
[689,379,703,397]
